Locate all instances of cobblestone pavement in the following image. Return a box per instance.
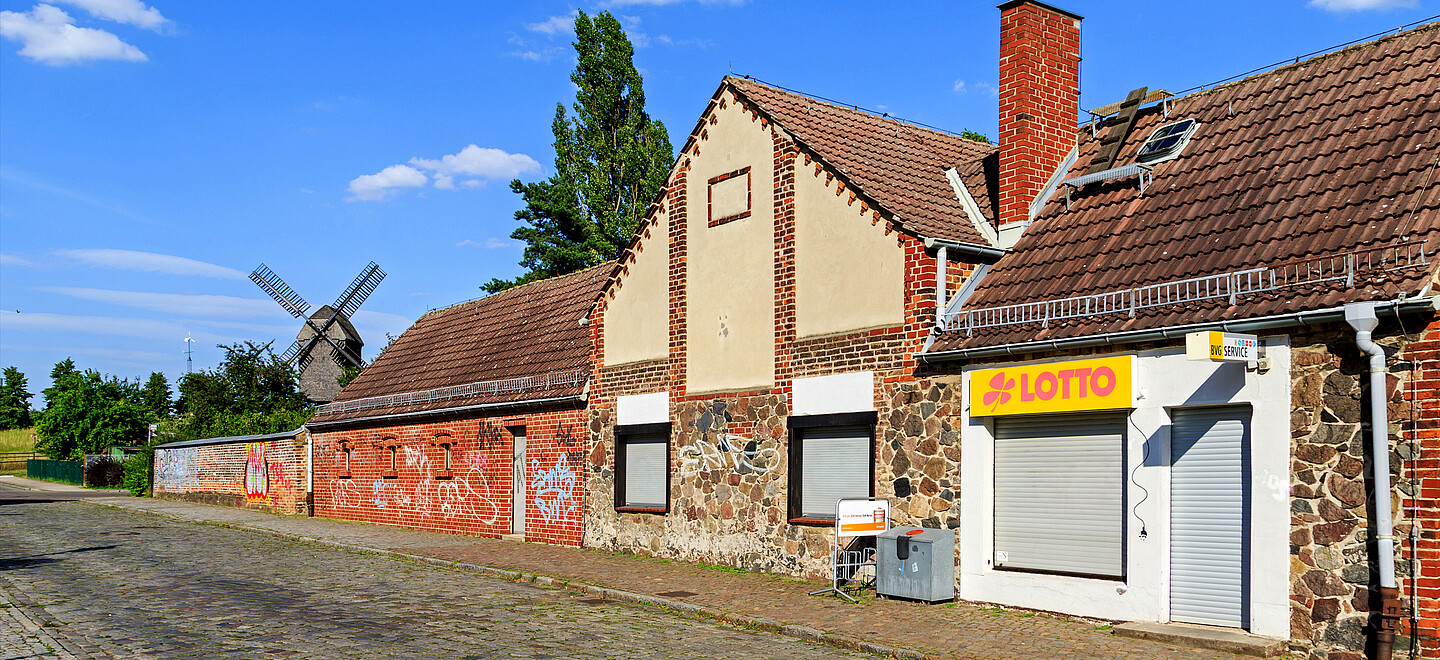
[79,496,1250,660]
[0,501,870,659]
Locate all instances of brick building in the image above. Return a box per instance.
[153,428,309,514]
[582,1,1440,658]
[306,264,610,546]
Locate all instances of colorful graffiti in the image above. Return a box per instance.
[154,447,199,491]
[678,434,778,477]
[531,453,577,524]
[244,443,268,502]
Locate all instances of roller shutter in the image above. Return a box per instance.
[622,434,667,508]
[1170,407,1250,629]
[799,426,871,519]
[993,414,1126,578]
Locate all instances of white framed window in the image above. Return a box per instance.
[992,413,1126,579]
[615,423,670,512]
[788,412,876,522]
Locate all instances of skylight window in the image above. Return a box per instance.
[1136,118,1198,164]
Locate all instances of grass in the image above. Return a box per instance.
[0,428,38,453]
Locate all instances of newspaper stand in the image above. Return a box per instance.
[809,497,890,602]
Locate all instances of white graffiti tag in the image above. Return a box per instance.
[678,434,778,477]
[530,453,577,525]
[400,445,433,514]
[330,478,359,508]
[437,453,500,524]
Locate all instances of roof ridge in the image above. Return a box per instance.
[426,260,616,317]
[1175,19,1440,103]
[722,75,993,150]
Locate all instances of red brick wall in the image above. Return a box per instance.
[311,406,586,546]
[153,434,307,514]
[998,0,1080,228]
[1401,317,1440,656]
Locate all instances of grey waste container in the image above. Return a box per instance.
[876,526,955,602]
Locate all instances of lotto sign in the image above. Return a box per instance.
[1185,331,1259,362]
[837,499,890,537]
[969,356,1135,417]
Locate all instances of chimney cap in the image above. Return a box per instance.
[997,0,1083,21]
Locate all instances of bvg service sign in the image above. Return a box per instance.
[969,356,1135,417]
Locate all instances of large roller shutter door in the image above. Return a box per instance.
[993,414,1126,578]
[1170,407,1250,629]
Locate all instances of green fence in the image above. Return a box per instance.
[28,459,82,485]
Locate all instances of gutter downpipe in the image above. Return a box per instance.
[304,426,314,517]
[1345,302,1402,660]
[936,246,948,324]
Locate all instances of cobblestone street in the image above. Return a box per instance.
[0,501,867,659]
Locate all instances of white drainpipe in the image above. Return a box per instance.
[1344,301,1401,658]
[935,246,948,324]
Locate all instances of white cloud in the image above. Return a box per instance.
[54,0,167,31]
[39,287,283,319]
[0,253,37,268]
[456,239,480,248]
[953,79,998,98]
[484,238,517,249]
[0,311,228,343]
[0,4,146,66]
[55,248,248,280]
[526,12,575,36]
[346,164,427,202]
[1308,0,1416,10]
[409,144,541,185]
[351,145,540,201]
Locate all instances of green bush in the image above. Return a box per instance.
[122,449,152,497]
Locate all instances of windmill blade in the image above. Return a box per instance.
[332,261,385,319]
[295,326,364,370]
[331,345,366,369]
[278,339,304,365]
[250,264,311,319]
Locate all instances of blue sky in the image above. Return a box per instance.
[0,0,1434,400]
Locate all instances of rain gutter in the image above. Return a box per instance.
[918,295,1440,363]
[304,395,587,431]
[922,237,1008,261]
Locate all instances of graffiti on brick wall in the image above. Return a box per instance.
[330,477,359,508]
[398,444,434,514]
[438,452,499,523]
[267,459,295,502]
[372,479,388,508]
[476,421,506,450]
[245,443,268,502]
[531,452,577,525]
[155,447,199,491]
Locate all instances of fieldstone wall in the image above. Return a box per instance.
[1289,328,1412,659]
[584,376,965,584]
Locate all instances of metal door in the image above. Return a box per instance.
[512,430,526,535]
[1170,407,1250,628]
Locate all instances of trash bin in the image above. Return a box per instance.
[876,526,955,602]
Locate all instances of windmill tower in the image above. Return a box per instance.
[250,261,386,404]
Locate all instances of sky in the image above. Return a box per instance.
[1,0,1435,402]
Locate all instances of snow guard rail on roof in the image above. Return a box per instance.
[318,369,589,416]
[943,241,1430,334]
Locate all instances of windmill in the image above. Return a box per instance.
[250,261,386,403]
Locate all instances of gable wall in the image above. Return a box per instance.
[604,208,670,366]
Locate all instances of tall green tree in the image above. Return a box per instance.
[485,10,673,292]
[140,372,172,420]
[34,362,150,459]
[165,342,311,442]
[0,366,34,430]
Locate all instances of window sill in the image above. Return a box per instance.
[616,506,667,515]
[381,473,397,480]
[433,472,453,480]
[336,474,351,480]
[788,517,836,526]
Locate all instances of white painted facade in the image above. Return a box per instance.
[791,372,874,416]
[958,340,1291,639]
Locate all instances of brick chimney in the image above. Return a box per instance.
[997,1,1082,232]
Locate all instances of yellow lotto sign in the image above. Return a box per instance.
[969,356,1135,417]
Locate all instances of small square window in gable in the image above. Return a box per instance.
[708,167,751,227]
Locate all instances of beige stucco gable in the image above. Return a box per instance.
[794,156,906,338]
[603,207,669,366]
[684,94,776,393]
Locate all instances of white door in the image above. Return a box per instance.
[512,430,526,535]
[1170,407,1250,629]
